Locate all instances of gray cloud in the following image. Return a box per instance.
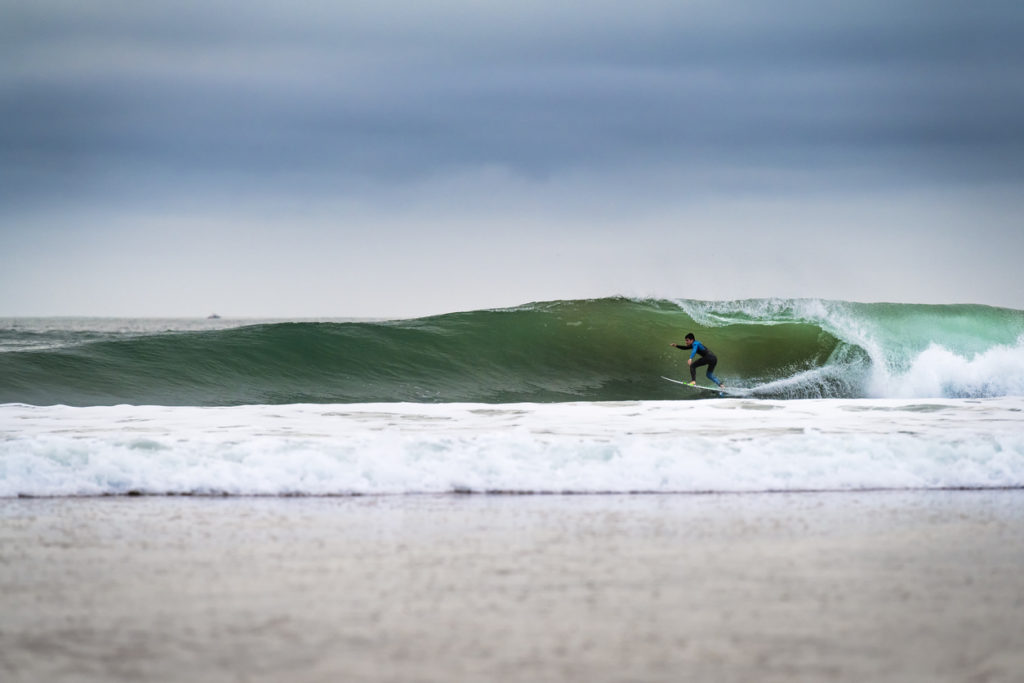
[2,0,1023,315]
[4,0,1023,202]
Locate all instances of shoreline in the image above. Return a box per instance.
[8,483,1024,499]
[3,490,1023,682]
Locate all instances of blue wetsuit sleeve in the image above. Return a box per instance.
[690,341,703,360]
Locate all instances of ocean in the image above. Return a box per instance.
[2,297,1023,497]
[4,298,1024,682]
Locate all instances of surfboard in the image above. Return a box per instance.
[661,376,744,396]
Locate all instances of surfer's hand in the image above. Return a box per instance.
[687,359,693,366]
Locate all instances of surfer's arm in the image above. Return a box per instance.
[670,342,697,364]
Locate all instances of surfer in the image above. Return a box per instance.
[671,334,725,388]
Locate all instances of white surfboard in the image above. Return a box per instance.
[661,376,745,396]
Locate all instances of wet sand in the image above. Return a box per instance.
[1,491,1023,682]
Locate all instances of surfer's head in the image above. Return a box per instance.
[685,333,695,342]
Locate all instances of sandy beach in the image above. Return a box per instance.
[2,491,1023,682]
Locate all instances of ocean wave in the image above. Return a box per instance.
[1,298,1022,405]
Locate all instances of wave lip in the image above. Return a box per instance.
[3,399,1023,497]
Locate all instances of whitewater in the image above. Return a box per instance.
[2,298,1023,497]
[3,398,1023,497]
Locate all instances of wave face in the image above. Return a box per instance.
[2,298,1023,405]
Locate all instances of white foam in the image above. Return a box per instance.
[873,338,1024,399]
[2,399,1023,497]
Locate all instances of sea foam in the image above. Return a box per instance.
[2,399,1022,497]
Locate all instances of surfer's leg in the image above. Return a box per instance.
[690,357,706,382]
[705,357,722,386]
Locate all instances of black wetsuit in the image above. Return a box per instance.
[679,340,722,385]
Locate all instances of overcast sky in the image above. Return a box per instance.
[2,0,1023,317]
